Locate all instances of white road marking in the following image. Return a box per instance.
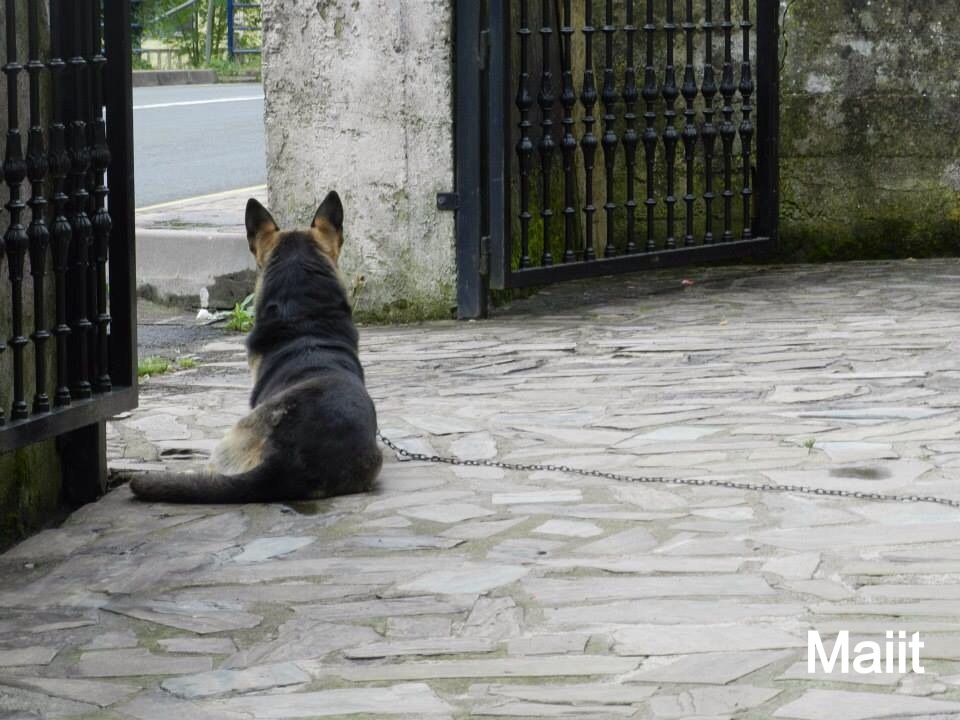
[136,184,267,212]
[133,95,264,111]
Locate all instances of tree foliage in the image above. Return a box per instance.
[138,0,243,67]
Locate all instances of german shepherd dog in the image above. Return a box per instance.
[129,192,382,503]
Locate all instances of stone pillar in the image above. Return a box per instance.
[262,0,456,321]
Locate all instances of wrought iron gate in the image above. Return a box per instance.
[1,0,136,498]
[454,0,779,318]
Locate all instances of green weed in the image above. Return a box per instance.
[226,293,256,332]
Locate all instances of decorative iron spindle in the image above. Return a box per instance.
[4,0,30,421]
[701,0,718,244]
[719,0,736,242]
[680,0,697,247]
[661,0,679,250]
[516,0,533,269]
[600,0,618,258]
[27,0,50,414]
[49,1,72,407]
[559,0,576,263]
[738,0,754,239]
[641,0,657,252]
[69,1,94,400]
[622,0,639,254]
[83,0,99,389]
[91,0,112,393]
[580,1,598,262]
[537,0,555,267]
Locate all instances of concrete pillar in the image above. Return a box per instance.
[261,0,456,321]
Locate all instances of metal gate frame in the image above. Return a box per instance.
[455,0,780,319]
[0,0,137,501]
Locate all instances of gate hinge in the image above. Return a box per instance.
[437,192,459,211]
[479,235,491,277]
[479,28,491,71]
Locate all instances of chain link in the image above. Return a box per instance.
[377,432,960,509]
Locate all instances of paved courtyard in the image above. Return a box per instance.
[4,259,960,718]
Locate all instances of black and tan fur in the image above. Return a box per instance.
[129,192,382,503]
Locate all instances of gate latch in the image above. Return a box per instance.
[436,193,459,211]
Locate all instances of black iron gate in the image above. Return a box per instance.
[454,0,779,318]
[1,0,136,497]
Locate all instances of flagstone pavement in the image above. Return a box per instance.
[4,259,960,718]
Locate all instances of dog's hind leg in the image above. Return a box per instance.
[210,411,272,476]
[210,401,290,476]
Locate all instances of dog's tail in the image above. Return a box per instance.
[127,465,275,504]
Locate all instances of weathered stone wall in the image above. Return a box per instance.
[779,0,960,260]
[0,1,64,551]
[262,0,456,320]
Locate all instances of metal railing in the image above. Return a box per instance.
[1,0,137,495]
[454,0,780,318]
[227,0,261,58]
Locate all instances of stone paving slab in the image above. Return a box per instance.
[5,260,960,717]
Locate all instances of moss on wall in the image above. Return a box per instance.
[778,0,960,260]
[0,442,62,552]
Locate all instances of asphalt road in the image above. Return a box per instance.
[133,83,266,208]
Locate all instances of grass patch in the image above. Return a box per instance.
[226,293,256,333]
[138,356,198,378]
[137,356,171,378]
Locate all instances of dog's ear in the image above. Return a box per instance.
[312,191,344,243]
[245,198,280,265]
[246,198,278,241]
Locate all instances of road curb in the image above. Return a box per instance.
[133,70,218,87]
[136,228,256,308]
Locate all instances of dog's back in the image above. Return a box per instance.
[129,193,382,503]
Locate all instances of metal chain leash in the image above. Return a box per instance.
[377,432,960,509]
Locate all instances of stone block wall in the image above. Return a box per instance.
[779,0,960,260]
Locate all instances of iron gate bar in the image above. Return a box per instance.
[601,0,617,258]
[661,0,677,251]
[50,0,72,408]
[537,0,554,267]
[493,236,773,286]
[681,0,696,248]
[580,2,599,262]
[516,0,532,269]
[68,0,93,401]
[0,0,137,455]
[92,0,112,394]
[641,0,656,253]
[486,0,510,298]
[478,0,778,294]
[720,0,735,242]
[454,0,486,319]
[560,0,576,263]
[753,0,779,241]
[622,0,638,254]
[0,388,136,453]
[739,0,754,238]
[5,0,28,423]
[105,0,138,390]
[702,0,717,244]
[27,0,50,416]
[580,0,597,263]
